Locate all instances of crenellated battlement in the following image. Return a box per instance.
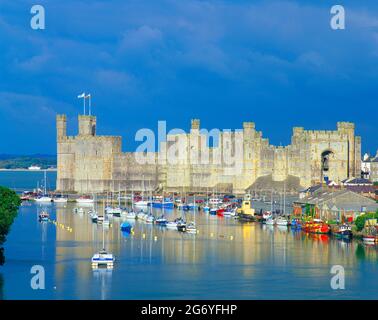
[56,115,361,193]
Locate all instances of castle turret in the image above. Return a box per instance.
[56,114,67,141]
[78,115,96,136]
[337,122,355,178]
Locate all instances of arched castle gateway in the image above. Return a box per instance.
[56,115,361,194]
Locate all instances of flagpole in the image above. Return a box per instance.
[89,95,91,116]
[84,97,86,115]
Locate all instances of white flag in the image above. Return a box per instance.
[85,94,91,99]
[77,93,85,98]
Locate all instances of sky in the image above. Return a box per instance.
[0,0,377,155]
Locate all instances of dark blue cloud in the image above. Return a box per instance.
[0,0,377,154]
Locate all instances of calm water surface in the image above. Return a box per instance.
[0,171,377,299]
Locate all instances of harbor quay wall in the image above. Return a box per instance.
[56,115,361,194]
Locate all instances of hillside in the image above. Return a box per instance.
[0,154,56,169]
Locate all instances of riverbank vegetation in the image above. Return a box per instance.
[0,186,21,265]
[0,154,56,169]
[355,210,378,231]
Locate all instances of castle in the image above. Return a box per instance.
[56,114,361,194]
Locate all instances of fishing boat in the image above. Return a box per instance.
[38,211,49,222]
[202,206,210,212]
[120,221,132,232]
[236,194,255,221]
[302,219,330,234]
[332,224,353,239]
[265,218,275,225]
[97,215,104,224]
[152,200,174,209]
[155,215,168,225]
[186,222,197,234]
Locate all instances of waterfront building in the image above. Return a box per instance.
[293,189,378,221]
[361,151,378,182]
[56,114,362,194]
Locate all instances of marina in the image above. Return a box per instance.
[1,199,378,299]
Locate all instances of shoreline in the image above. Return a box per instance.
[0,168,57,172]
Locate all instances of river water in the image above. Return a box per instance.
[0,171,377,300]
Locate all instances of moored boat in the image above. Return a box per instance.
[332,223,353,239]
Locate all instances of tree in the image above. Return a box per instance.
[0,186,21,265]
[354,210,378,232]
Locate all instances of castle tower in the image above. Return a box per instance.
[56,114,67,141]
[78,115,96,136]
[337,122,355,178]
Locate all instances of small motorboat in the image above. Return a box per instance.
[186,222,197,234]
[177,220,187,232]
[97,215,104,224]
[91,213,98,223]
[202,206,210,212]
[166,219,179,229]
[209,208,217,216]
[276,216,289,226]
[38,211,49,222]
[145,214,155,224]
[91,249,115,269]
[120,222,132,232]
[155,215,168,225]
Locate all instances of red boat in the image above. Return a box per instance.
[302,219,330,234]
[217,208,225,217]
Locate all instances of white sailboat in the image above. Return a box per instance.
[91,203,115,269]
[35,170,52,203]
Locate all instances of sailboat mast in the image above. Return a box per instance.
[102,200,105,250]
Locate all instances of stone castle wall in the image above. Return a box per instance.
[56,114,361,194]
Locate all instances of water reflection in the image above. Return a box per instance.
[3,201,378,299]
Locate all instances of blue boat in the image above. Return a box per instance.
[209,208,217,215]
[152,201,174,209]
[120,222,132,233]
[291,218,302,229]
